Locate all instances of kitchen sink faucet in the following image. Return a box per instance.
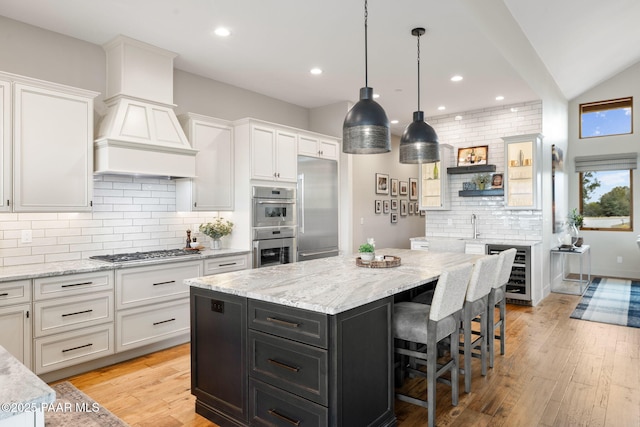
[471,213,479,239]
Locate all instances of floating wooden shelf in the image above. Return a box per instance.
[458,189,504,197]
[447,165,496,174]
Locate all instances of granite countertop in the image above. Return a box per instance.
[411,236,542,247]
[187,248,484,315]
[0,345,55,419]
[0,248,250,283]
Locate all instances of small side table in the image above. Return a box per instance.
[550,245,591,295]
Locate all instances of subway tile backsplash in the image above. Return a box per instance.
[0,174,221,267]
[424,101,543,242]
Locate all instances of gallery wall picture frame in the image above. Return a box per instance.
[490,173,504,189]
[374,200,382,214]
[375,173,389,194]
[457,145,489,166]
[419,209,426,216]
[409,202,414,214]
[409,178,418,200]
[390,213,398,223]
[383,200,390,214]
[391,178,399,196]
[400,200,408,216]
[399,181,408,196]
[391,199,398,210]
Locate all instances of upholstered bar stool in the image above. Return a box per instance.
[459,255,500,393]
[488,248,517,368]
[393,263,474,427]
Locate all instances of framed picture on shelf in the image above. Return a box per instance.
[490,173,504,189]
[375,173,389,194]
[409,178,418,200]
[374,200,382,214]
[390,213,398,223]
[391,199,398,210]
[400,200,408,216]
[399,181,408,196]
[457,145,488,166]
[391,178,399,196]
[383,200,390,214]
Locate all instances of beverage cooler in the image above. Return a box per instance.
[486,244,531,305]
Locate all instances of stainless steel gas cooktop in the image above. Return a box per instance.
[89,249,200,263]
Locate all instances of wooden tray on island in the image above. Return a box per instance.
[356,255,401,268]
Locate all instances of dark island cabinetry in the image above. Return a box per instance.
[190,287,396,426]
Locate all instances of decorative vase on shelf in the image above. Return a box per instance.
[433,163,439,179]
[569,223,580,246]
[211,239,222,250]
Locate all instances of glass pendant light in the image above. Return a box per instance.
[343,0,391,154]
[399,27,440,164]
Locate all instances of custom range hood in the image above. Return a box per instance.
[94,35,197,178]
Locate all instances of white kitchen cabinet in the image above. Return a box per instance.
[503,133,543,210]
[12,78,97,212]
[0,279,31,368]
[298,133,339,160]
[203,253,250,275]
[236,120,298,183]
[176,113,234,211]
[419,144,452,210]
[0,79,10,212]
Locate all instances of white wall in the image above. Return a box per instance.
[568,61,640,279]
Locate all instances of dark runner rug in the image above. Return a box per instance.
[570,277,640,328]
[45,381,129,427]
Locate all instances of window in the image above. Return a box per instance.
[580,97,632,138]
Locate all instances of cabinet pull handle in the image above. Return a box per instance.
[268,358,300,372]
[267,409,301,426]
[61,281,93,288]
[61,309,93,317]
[62,343,92,353]
[266,317,299,328]
[153,280,176,286]
[0,293,8,297]
[153,318,176,326]
[218,262,237,267]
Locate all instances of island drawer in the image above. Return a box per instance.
[249,378,328,427]
[34,291,114,337]
[248,300,328,348]
[34,271,113,300]
[249,330,328,406]
[0,280,31,307]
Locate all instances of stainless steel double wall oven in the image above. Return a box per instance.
[252,186,296,268]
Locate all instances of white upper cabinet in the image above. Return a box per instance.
[236,120,297,183]
[419,144,452,210]
[11,76,97,212]
[176,113,234,211]
[0,79,10,212]
[503,133,542,210]
[298,133,339,160]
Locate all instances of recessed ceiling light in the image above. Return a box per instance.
[437,106,446,111]
[454,115,463,121]
[310,68,322,75]
[390,119,399,124]
[213,27,231,37]
[373,93,380,99]
[450,75,463,82]
[510,107,518,112]
[495,95,505,101]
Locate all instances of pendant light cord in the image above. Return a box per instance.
[364,0,369,87]
[416,30,421,111]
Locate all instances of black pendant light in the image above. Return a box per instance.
[399,27,440,164]
[342,0,391,154]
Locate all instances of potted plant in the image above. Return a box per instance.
[199,218,234,250]
[358,243,375,262]
[473,173,491,190]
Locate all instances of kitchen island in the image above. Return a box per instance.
[187,248,484,427]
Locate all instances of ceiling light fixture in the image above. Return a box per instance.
[438,106,446,111]
[496,95,505,101]
[342,0,390,154]
[399,27,439,164]
[451,75,463,82]
[213,27,231,37]
[310,68,323,75]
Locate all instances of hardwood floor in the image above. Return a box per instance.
[53,291,640,426]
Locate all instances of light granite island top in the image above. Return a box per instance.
[0,345,55,422]
[186,248,484,315]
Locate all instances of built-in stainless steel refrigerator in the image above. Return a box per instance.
[296,156,339,261]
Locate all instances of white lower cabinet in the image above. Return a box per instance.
[203,253,249,275]
[33,271,115,374]
[0,280,31,368]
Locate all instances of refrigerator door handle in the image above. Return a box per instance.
[298,173,305,234]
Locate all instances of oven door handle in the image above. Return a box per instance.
[255,200,295,205]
